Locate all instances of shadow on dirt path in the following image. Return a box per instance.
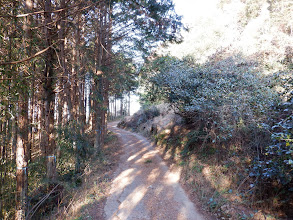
[104,122,205,220]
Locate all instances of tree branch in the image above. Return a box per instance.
[0,40,60,66]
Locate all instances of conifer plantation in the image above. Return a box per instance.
[0,0,182,219]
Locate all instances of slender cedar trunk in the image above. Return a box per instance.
[120,96,123,116]
[108,99,111,120]
[101,7,112,143]
[99,8,105,146]
[79,77,85,132]
[94,76,103,152]
[91,9,98,132]
[30,84,35,159]
[90,87,94,130]
[102,79,109,142]
[109,97,111,120]
[43,0,57,183]
[98,77,104,148]
[71,42,78,121]
[114,95,117,118]
[73,12,81,172]
[93,3,104,152]
[57,79,63,126]
[85,73,90,126]
[103,9,111,135]
[56,82,62,158]
[77,27,86,133]
[78,72,86,134]
[10,2,18,162]
[57,0,65,127]
[76,77,85,173]
[98,2,112,149]
[0,123,2,218]
[13,108,17,160]
[112,98,114,120]
[2,116,12,216]
[39,98,45,155]
[26,0,34,162]
[128,92,130,116]
[0,121,5,219]
[57,4,63,127]
[15,98,28,220]
[15,0,33,218]
[59,0,72,123]
[28,87,33,162]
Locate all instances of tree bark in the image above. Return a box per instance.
[15,99,28,220]
[93,3,105,153]
[120,96,123,116]
[114,95,117,118]
[59,0,72,124]
[43,0,57,183]
[15,0,32,218]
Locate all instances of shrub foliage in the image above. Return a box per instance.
[141,51,293,190]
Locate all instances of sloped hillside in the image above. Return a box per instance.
[118,100,293,219]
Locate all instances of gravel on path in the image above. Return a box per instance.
[104,122,205,220]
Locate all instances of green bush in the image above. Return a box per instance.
[140,52,293,212]
[56,121,93,179]
[143,54,279,142]
[252,104,293,186]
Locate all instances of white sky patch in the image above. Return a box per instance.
[173,0,219,24]
[129,93,141,115]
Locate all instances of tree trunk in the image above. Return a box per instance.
[59,0,72,123]
[114,95,117,118]
[127,92,130,116]
[120,96,123,116]
[93,3,105,153]
[102,6,112,142]
[15,99,28,220]
[43,0,56,183]
[15,0,32,218]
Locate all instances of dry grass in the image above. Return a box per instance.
[47,132,121,220]
[155,127,281,220]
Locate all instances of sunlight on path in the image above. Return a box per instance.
[104,122,204,220]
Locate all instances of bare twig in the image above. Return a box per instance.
[0,40,61,66]
[26,184,61,220]
[0,3,83,18]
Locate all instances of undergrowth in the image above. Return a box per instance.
[23,121,94,219]
[1,121,117,220]
[47,130,120,220]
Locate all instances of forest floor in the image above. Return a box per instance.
[49,125,122,220]
[103,121,208,220]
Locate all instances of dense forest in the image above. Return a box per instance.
[0,0,182,219]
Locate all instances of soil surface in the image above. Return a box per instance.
[104,122,205,220]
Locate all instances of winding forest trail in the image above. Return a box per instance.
[104,122,205,220]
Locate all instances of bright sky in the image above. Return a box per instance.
[164,0,264,61]
[173,0,219,24]
[160,0,232,61]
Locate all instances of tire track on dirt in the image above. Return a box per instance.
[104,122,204,220]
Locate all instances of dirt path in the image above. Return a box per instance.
[104,122,205,220]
